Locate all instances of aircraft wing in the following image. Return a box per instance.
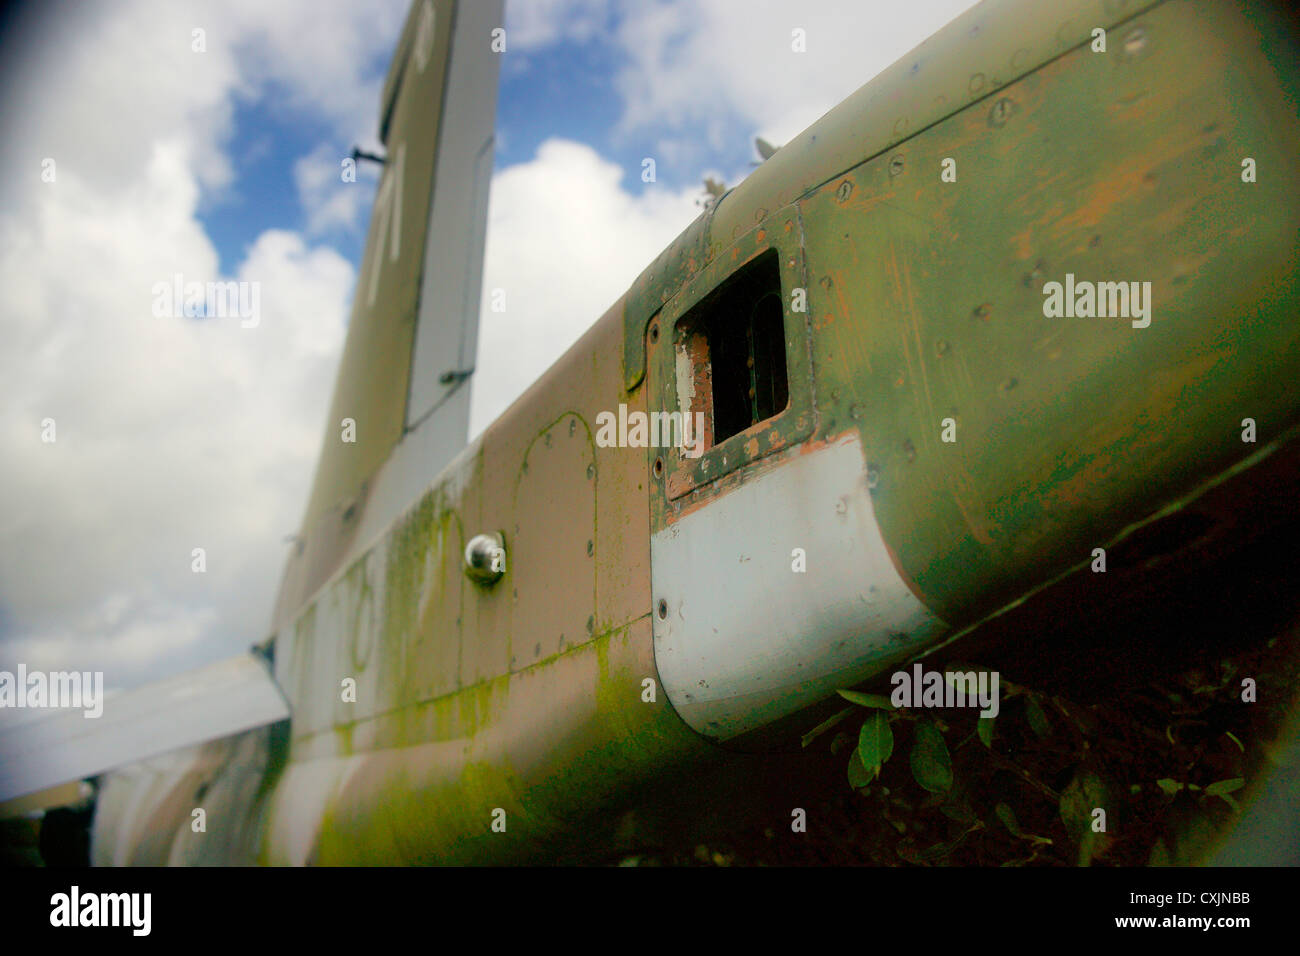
[0,653,289,804]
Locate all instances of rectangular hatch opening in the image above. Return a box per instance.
[675,250,789,450]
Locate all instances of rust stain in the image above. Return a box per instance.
[1053,162,1154,236]
[883,249,934,430]
[828,268,871,377]
[1009,225,1035,261]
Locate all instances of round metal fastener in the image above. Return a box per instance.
[464,532,506,585]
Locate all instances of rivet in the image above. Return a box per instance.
[1022,258,1047,287]
[836,180,853,203]
[989,97,1015,126]
[889,154,905,177]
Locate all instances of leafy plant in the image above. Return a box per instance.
[910,720,953,793]
[838,689,893,709]
[857,710,894,780]
[995,802,1053,846]
[1059,770,1111,866]
[1024,694,1053,739]
[1155,777,1245,811]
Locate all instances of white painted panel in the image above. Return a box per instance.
[650,434,947,740]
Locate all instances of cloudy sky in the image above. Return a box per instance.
[0,0,978,694]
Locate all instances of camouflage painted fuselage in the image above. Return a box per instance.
[94,0,1300,864]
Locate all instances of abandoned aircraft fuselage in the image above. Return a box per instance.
[90,0,1300,864]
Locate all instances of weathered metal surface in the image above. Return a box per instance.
[259,298,706,863]
[652,210,816,502]
[796,0,1300,624]
[651,434,946,741]
[267,620,704,864]
[92,723,286,866]
[510,414,596,668]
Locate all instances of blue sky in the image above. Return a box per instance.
[201,97,345,274]
[197,5,759,277]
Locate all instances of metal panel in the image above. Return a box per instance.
[510,413,596,671]
[650,434,946,741]
[0,654,289,802]
[797,0,1300,625]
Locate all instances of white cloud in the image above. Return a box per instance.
[295,143,376,236]
[218,0,408,145]
[504,0,610,51]
[611,0,981,158]
[0,0,377,690]
[470,139,703,436]
[0,147,352,687]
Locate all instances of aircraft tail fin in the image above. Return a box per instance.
[276,0,503,628]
